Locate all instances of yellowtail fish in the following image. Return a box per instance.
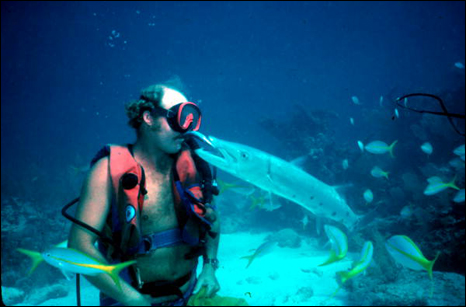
[364,140,398,158]
[16,241,67,276]
[248,194,266,210]
[301,214,309,230]
[342,159,349,170]
[240,241,276,268]
[68,164,90,176]
[330,241,373,299]
[400,204,414,220]
[249,192,281,211]
[454,62,465,69]
[363,189,373,205]
[449,157,465,169]
[217,178,255,195]
[357,141,364,153]
[319,225,348,266]
[17,246,136,290]
[351,96,361,105]
[453,144,465,161]
[370,166,389,180]
[385,235,439,279]
[337,241,373,284]
[454,144,465,155]
[424,176,460,196]
[421,142,433,155]
[453,189,465,203]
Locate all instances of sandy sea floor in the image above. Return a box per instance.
[10,231,465,306]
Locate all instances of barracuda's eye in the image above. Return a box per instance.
[240,151,249,160]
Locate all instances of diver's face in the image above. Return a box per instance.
[149,88,187,154]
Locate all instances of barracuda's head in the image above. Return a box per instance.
[193,136,266,180]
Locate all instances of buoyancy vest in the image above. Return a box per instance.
[90,143,214,261]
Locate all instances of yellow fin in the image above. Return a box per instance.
[16,248,44,276]
[318,250,344,267]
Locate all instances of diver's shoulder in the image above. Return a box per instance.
[86,156,110,186]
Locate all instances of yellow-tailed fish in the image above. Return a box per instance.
[454,62,465,69]
[453,189,465,203]
[319,225,348,266]
[351,96,361,105]
[370,166,389,180]
[16,241,67,276]
[337,241,373,284]
[17,246,136,290]
[240,240,276,269]
[400,204,414,220]
[421,142,433,155]
[364,140,398,158]
[449,157,465,169]
[453,144,465,161]
[301,214,309,230]
[248,194,266,210]
[385,235,439,279]
[363,189,373,205]
[330,241,373,299]
[423,176,460,196]
[342,159,349,170]
[357,141,364,153]
[453,144,465,156]
[68,164,90,176]
[217,178,253,195]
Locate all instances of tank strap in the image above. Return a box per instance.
[130,228,185,255]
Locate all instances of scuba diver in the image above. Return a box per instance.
[64,84,221,306]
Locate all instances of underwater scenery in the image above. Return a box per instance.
[2,1,465,306]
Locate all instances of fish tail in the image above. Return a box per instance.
[329,285,342,300]
[240,255,255,269]
[448,175,460,190]
[249,196,258,211]
[16,248,43,276]
[218,179,240,194]
[318,251,341,267]
[106,260,137,290]
[427,252,440,280]
[336,271,349,285]
[384,172,390,180]
[389,140,398,158]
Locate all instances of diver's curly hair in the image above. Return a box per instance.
[125,84,166,130]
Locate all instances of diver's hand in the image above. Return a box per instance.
[193,265,220,298]
[204,206,217,223]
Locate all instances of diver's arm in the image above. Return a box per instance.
[194,208,221,296]
[203,208,220,269]
[67,157,148,306]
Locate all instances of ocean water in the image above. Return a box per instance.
[1,1,465,306]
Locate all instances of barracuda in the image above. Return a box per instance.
[194,136,360,230]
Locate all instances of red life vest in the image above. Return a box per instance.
[94,144,211,258]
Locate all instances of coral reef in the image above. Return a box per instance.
[347,270,465,306]
[2,286,25,306]
[265,228,302,248]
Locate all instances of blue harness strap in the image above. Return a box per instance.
[130,229,184,255]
